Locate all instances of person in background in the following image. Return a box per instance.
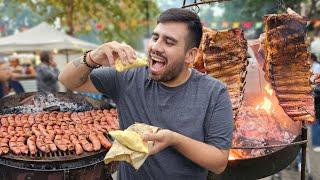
[0,59,24,98]
[311,53,320,152]
[294,53,320,174]
[36,51,60,92]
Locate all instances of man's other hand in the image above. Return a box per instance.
[143,129,176,155]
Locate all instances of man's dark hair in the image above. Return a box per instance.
[40,51,51,63]
[311,53,318,62]
[157,8,203,50]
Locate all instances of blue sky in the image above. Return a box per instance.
[156,0,181,10]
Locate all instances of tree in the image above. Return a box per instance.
[11,0,159,50]
[0,0,43,37]
[243,0,319,19]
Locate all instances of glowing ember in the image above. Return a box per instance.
[231,106,297,159]
[255,97,273,114]
[228,155,236,160]
[229,57,300,160]
[264,84,273,95]
[228,149,243,160]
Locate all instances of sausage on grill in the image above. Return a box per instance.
[27,135,37,155]
[0,109,119,155]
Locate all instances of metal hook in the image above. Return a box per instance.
[191,5,201,14]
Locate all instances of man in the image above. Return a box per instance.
[0,59,24,98]
[36,51,60,92]
[59,8,233,179]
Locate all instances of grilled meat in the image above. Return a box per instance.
[263,12,314,122]
[0,109,118,155]
[194,28,248,118]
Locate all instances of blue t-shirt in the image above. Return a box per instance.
[0,80,25,98]
[90,67,234,180]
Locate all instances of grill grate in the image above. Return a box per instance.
[0,92,115,171]
[0,148,109,171]
[1,148,107,162]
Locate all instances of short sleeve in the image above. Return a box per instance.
[90,67,121,100]
[204,85,234,149]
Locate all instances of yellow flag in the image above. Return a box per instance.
[232,22,240,28]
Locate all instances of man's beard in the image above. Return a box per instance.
[149,58,185,82]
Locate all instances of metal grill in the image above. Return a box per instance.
[1,147,107,162]
[0,149,108,171]
[0,92,114,172]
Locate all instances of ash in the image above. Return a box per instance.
[0,93,93,114]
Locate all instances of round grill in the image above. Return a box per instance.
[0,92,116,173]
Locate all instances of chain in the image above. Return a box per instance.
[190,5,201,14]
[277,0,287,12]
[182,0,232,9]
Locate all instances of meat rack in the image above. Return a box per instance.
[181,0,232,13]
[181,0,232,8]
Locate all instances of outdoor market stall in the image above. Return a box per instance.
[0,22,98,91]
[0,22,97,54]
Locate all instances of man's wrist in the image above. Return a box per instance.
[170,131,180,147]
[86,52,98,67]
[82,51,101,69]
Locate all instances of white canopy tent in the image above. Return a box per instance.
[0,22,98,54]
[0,22,98,92]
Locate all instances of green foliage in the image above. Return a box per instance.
[0,1,42,36]
[12,0,160,50]
[243,0,320,19]
[243,0,306,19]
[217,0,309,22]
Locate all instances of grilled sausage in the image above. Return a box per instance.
[27,136,37,155]
[70,134,83,155]
[9,136,21,154]
[78,135,94,152]
[89,133,101,151]
[96,133,111,150]
[1,110,119,154]
[1,117,9,127]
[27,114,35,125]
[36,136,50,153]
[17,136,28,154]
[44,137,57,152]
[32,125,42,137]
[62,134,74,151]
[54,135,68,151]
[0,138,9,155]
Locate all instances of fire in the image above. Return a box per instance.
[264,84,273,95]
[255,97,273,114]
[228,154,236,160]
[255,84,274,114]
[228,150,242,160]
[262,97,272,113]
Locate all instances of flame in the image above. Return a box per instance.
[256,97,273,114]
[228,154,236,160]
[264,84,273,96]
[228,150,242,160]
[255,84,274,114]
